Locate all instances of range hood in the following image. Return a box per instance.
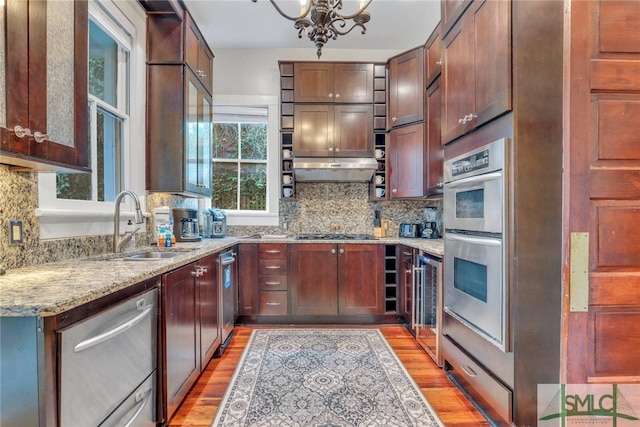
[292,157,378,182]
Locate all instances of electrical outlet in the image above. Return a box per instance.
[9,220,24,245]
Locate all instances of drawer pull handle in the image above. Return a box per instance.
[265,250,281,254]
[266,302,281,306]
[459,364,477,378]
[265,265,281,269]
[265,281,281,285]
[121,386,152,427]
[74,306,153,353]
[402,251,412,256]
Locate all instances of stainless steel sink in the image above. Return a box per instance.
[123,251,183,261]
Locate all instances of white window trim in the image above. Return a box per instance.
[213,95,280,227]
[36,0,146,239]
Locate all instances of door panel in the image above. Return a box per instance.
[334,105,373,157]
[565,0,640,384]
[290,244,338,315]
[338,244,384,315]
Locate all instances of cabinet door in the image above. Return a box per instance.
[238,243,259,315]
[388,123,425,199]
[441,0,473,37]
[388,48,425,128]
[290,244,338,315]
[2,0,89,171]
[185,72,212,196]
[162,263,199,419]
[426,79,443,195]
[333,63,374,103]
[442,17,473,144]
[471,0,511,128]
[338,244,384,315]
[294,63,335,103]
[294,104,333,157]
[184,12,213,93]
[398,246,414,322]
[425,23,442,87]
[198,254,219,367]
[334,105,373,157]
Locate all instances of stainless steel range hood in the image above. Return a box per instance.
[292,157,378,182]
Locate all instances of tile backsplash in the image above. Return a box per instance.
[1,164,441,270]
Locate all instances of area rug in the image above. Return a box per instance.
[212,329,444,427]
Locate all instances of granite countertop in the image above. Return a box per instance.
[0,236,442,318]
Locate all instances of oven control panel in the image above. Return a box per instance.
[451,149,490,177]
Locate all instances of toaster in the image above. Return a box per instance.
[399,223,421,238]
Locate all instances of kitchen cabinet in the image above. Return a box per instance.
[387,47,425,129]
[441,0,511,144]
[425,78,443,195]
[398,246,415,324]
[294,62,374,103]
[1,0,90,172]
[441,0,473,37]
[425,23,442,88]
[161,254,219,422]
[388,123,426,199]
[257,243,289,315]
[184,13,213,93]
[238,243,259,315]
[293,104,373,157]
[290,244,384,316]
[146,10,214,197]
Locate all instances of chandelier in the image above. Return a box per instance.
[252,0,373,58]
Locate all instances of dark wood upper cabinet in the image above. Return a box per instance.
[441,0,473,37]
[146,10,214,197]
[387,47,425,129]
[442,0,511,144]
[294,62,374,103]
[388,123,426,199]
[293,104,373,157]
[425,23,442,88]
[1,0,89,172]
[426,78,443,195]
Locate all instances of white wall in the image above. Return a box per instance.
[212,48,406,97]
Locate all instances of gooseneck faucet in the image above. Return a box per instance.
[113,190,145,253]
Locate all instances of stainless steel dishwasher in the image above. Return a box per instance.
[58,288,157,427]
[218,249,237,355]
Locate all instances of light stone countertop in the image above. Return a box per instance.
[0,236,442,317]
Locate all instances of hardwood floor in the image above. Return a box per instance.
[168,325,489,426]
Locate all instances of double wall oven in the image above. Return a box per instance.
[443,138,509,352]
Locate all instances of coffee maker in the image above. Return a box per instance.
[421,207,440,239]
[172,208,202,242]
[210,209,227,238]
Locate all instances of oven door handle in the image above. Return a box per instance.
[444,171,502,188]
[445,233,502,246]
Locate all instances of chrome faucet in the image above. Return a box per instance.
[113,190,145,253]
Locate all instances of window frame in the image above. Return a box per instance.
[213,95,280,227]
[36,0,146,239]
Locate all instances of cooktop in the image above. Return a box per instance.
[295,233,377,240]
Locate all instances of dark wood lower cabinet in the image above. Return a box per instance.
[290,244,385,316]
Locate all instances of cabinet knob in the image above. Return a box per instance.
[458,117,467,124]
[392,188,397,193]
[437,182,444,188]
[33,131,48,143]
[436,59,442,66]
[335,148,340,152]
[339,248,344,254]
[200,267,208,274]
[328,147,333,152]
[328,93,333,98]
[331,249,336,254]
[12,125,31,139]
[392,117,397,122]
[335,93,340,98]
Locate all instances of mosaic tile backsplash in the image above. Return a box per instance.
[1,165,441,270]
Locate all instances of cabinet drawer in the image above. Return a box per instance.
[259,243,287,259]
[259,258,287,275]
[443,337,512,423]
[259,291,288,315]
[258,274,288,291]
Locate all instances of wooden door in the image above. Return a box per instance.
[564,0,640,384]
[338,244,384,315]
[290,244,338,315]
[293,104,333,157]
[426,78,443,195]
[471,0,511,129]
[442,14,473,144]
[387,48,425,128]
[198,254,219,367]
[398,246,414,323]
[333,63,374,103]
[237,243,258,315]
[162,262,199,419]
[294,63,334,103]
[334,105,373,157]
[388,123,425,199]
[425,23,442,87]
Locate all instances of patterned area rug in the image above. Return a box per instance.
[212,329,444,427]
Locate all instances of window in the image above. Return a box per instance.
[211,98,279,227]
[37,0,146,239]
[213,106,268,211]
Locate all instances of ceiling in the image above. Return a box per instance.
[182,0,442,53]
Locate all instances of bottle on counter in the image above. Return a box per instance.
[124,220,136,251]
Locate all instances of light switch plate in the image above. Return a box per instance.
[9,220,24,245]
